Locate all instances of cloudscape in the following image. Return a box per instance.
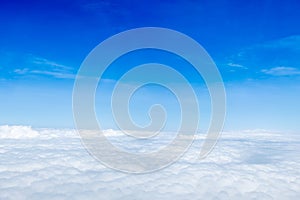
[1,0,300,199]
[0,126,299,199]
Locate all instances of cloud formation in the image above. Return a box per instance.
[227,62,248,69]
[0,126,299,199]
[12,55,76,79]
[227,35,300,77]
[261,66,300,76]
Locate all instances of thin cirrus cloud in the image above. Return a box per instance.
[227,62,248,69]
[261,66,300,76]
[226,35,300,77]
[258,35,300,50]
[13,55,76,79]
[30,56,73,71]
[30,70,76,79]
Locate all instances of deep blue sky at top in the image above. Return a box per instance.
[1,0,299,67]
[0,0,300,130]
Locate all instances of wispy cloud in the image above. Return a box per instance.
[227,35,300,76]
[261,66,300,76]
[13,55,76,79]
[31,56,73,71]
[30,70,76,79]
[258,35,300,50]
[14,68,29,75]
[227,62,248,69]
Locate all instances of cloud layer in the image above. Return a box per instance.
[0,126,299,199]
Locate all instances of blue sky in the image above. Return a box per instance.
[0,0,300,131]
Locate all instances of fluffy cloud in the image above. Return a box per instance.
[0,125,39,139]
[0,126,299,199]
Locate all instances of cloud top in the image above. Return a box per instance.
[0,126,299,199]
[0,125,39,139]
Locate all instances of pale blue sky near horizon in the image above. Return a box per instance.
[0,0,300,132]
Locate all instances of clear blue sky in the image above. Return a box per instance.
[0,0,299,131]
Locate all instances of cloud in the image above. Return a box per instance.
[261,66,300,76]
[14,68,29,75]
[0,125,299,199]
[12,55,76,79]
[227,35,300,76]
[0,52,76,80]
[0,125,39,139]
[30,70,76,79]
[30,56,73,71]
[227,63,248,69]
[258,35,300,50]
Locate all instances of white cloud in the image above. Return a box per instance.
[227,35,300,74]
[30,70,76,79]
[227,63,248,69]
[260,35,300,50]
[30,56,72,71]
[0,125,299,199]
[14,68,29,75]
[13,55,76,79]
[261,66,300,76]
[0,125,39,139]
